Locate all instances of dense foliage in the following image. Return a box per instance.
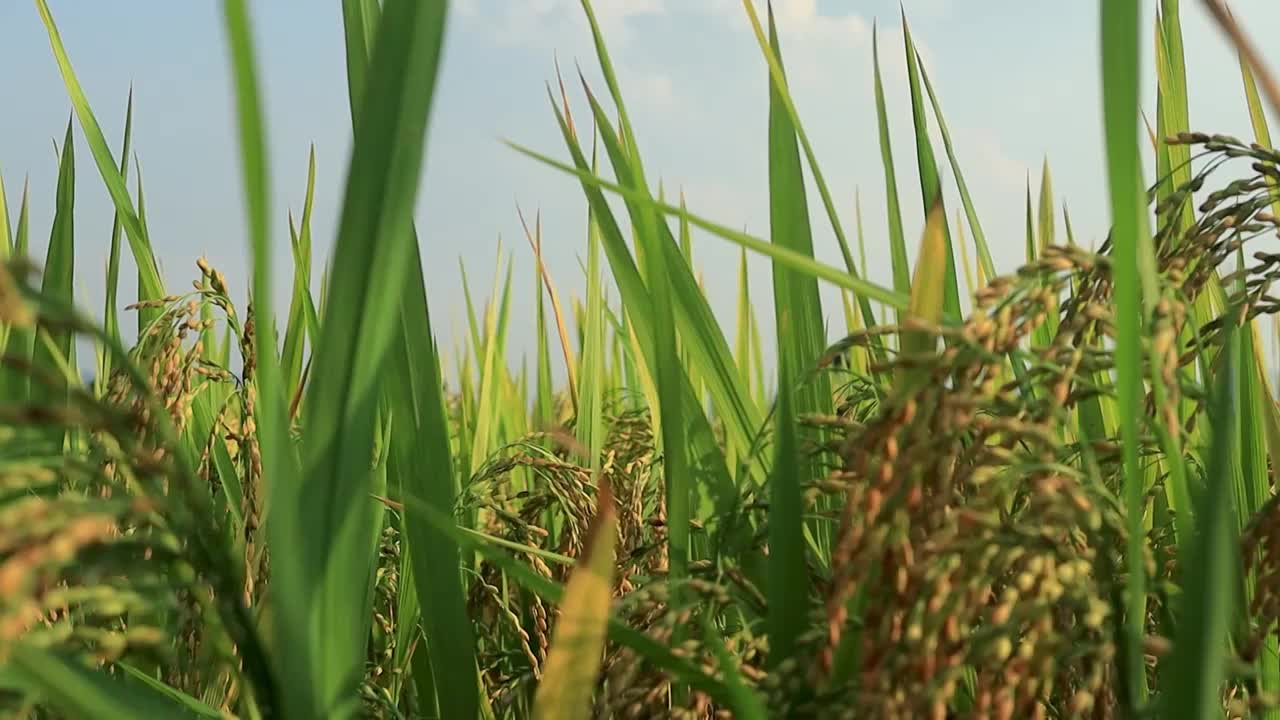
[4,1,1280,719]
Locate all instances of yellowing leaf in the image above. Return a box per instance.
[533,478,617,720]
[897,198,947,393]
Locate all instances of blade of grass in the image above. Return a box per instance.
[536,90,738,534]
[522,209,563,423]
[735,248,753,402]
[736,0,880,335]
[7,647,205,719]
[765,3,832,391]
[1,182,31,398]
[1161,324,1240,719]
[221,1,297,716]
[873,25,910,311]
[1239,305,1280,713]
[749,301,766,408]
[1159,0,1195,236]
[1026,176,1056,352]
[327,4,463,712]
[341,0,381,122]
[130,160,161,336]
[468,253,512,475]
[955,209,975,301]
[507,140,912,311]
[14,178,28,258]
[767,346,805,670]
[389,238,482,719]
[523,207,578,410]
[281,145,317,397]
[1024,180,1037,264]
[34,0,164,304]
[1037,159,1054,251]
[570,7,706,618]
[0,169,10,358]
[228,0,455,714]
[901,15,960,321]
[1099,0,1156,706]
[854,188,869,281]
[32,119,76,412]
[0,170,9,254]
[763,6,823,671]
[637,156,691,619]
[102,87,133,351]
[699,616,768,720]
[577,169,606,470]
[572,80,762,476]
[459,258,484,361]
[115,663,224,718]
[1153,19,1176,212]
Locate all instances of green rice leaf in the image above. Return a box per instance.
[389,238,483,719]
[103,88,134,351]
[538,90,737,537]
[281,146,317,398]
[0,169,10,255]
[220,2,296,716]
[763,4,823,674]
[507,140,912,312]
[767,348,805,669]
[573,81,761,472]
[283,0,452,711]
[578,164,607,468]
[1099,0,1155,705]
[738,0,877,334]
[873,24,910,307]
[1037,159,1054,251]
[32,119,76,411]
[766,4,831,409]
[735,248,754,403]
[341,0,382,121]
[115,663,225,718]
[0,181,31,398]
[34,0,165,304]
[901,14,960,322]
[14,179,28,259]
[1161,325,1240,719]
[1024,180,1036,264]
[6,647,206,719]
[1158,0,1195,235]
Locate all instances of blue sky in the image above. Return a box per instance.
[3,1,1280,380]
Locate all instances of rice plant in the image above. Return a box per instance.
[5,0,1280,718]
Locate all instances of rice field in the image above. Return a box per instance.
[4,0,1280,718]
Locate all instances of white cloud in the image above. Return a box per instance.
[771,0,869,44]
[707,0,869,48]
[482,0,665,50]
[958,127,1028,194]
[901,0,953,21]
[634,72,676,109]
